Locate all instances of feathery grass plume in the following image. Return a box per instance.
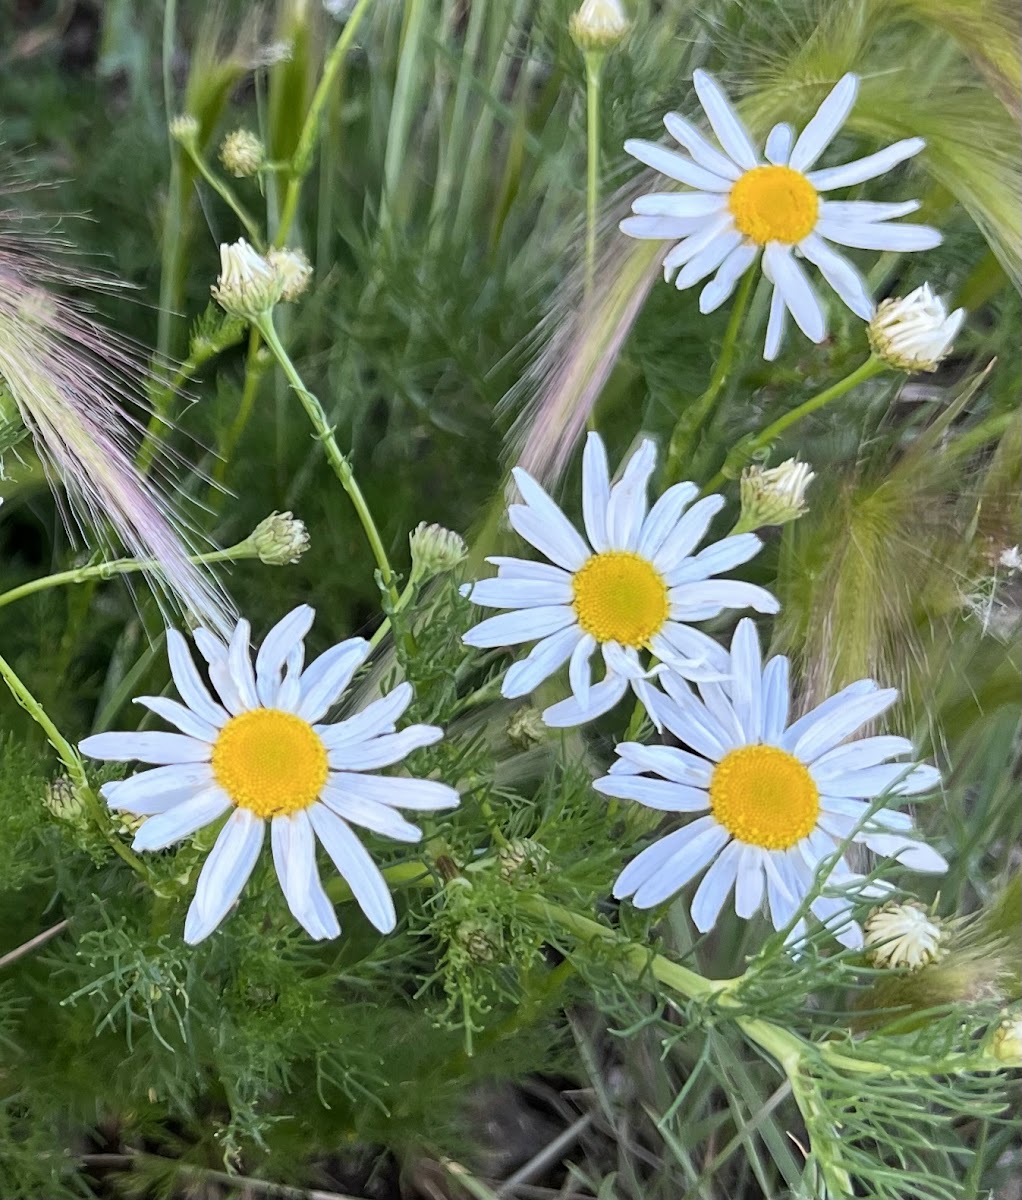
[0,223,233,634]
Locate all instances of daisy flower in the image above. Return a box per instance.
[594,619,946,946]
[80,606,459,944]
[620,71,940,359]
[462,433,778,728]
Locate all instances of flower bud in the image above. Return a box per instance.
[867,284,965,372]
[736,458,814,532]
[250,511,309,565]
[267,247,313,302]
[219,129,265,178]
[409,522,467,581]
[988,1013,1022,1067]
[455,919,501,964]
[211,239,283,322]
[43,777,88,827]
[569,0,632,53]
[507,706,548,751]
[865,900,944,971]
[169,114,200,146]
[498,837,550,881]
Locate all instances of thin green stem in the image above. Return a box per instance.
[703,354,888,493]
[213,325,266,489]
[0,653,149,879]
[255,315,400,606]
[665,269,756,483]
[179,144,264,246]
[583,51,605,300]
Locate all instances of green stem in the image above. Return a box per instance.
[665,269,756,483]
[0,653,149,879]
[179,144,264,247]
[583,51,605,300]
[255,315,400,606]
[213,325,266,489]
[703,354,888,493]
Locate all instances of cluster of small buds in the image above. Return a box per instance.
[43,777,88,828]
[569,0,632,53]
[506,706,547,751]
[409,522,467,582]
[249,511,310,565]
[267,248,313,302]
[498,837,551,881]
[867,284,965,372]
[455,919,501,964]
[735,458,815,533]
[864,900,945,970]
[219,129,265,178]
[212,239,284,322]
[988,1012,1022,1067]
[169,114,200,146]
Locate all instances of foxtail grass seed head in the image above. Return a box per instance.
[738,458,814,530]
[569,0,632,52]
[250,511,309,565]
[212,239,283,322]
[409,521,467,580]
[267,247,313,302]
[219,128,265,178]
[507,706,548,751]
[867,285,965,372]
[865,900,944,970]
[169,114,200,146]
[988,1013,1022,1067]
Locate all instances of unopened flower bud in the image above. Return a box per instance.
[507,706,547,751]
[169,114,200,146]
[211,239,283,322]
[569,0,632,53]
[456,919,501,963]
[736,458,814,532]
[43,777,88,827]
[267,247,313,302]
[250,511,309,565]
[498,837,550,881]
[865,900,944,970]
[867,284,965,372]
[219,129,265,178]
[988,1013,1022,1067]
[409,522,467,581]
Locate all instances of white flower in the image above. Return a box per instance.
[211,238,283,321]
[569,0,632,52]
[594,619,946,946]
[867,284,965,371]
[219,129,265,178]
[267,247,314,302]
[79,607,459,944]
[864,900,943,969]
[409,522,468,580]
[738,458,814,531]
[621,71,940,359]
[999,546,1022,573]
[462,432,778,728]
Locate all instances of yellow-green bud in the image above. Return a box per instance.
[211,239,283,322]
[219,129,265,178]
[988,1013,1022,1067]
[250,511,309,565]
[867,284,965,372]
[736,458,814,532]
[569,0,632,52]
[507,706,547,751]
[267,247,313,302]
[43,777,88,827]
[409,522,467,581]
[169,114,200,146]
[865,900,944,971]
[456,919,501,964]
[498,837,550,881]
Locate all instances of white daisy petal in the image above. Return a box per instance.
[663,111,743,179]
[857,831,948,873]
[673,230,745,292]
[637,482,700,559]
[465,577,574,609]
[691,840,744,931]
[632,192,729,218]
[652,495,726,572]
[651,623,731,676]
[694,681,746,745]
[624,138,735,191]
[816,221,942,252]
[654,687,735,762]
[811,895,863,949]
[511,467,593,567]
[807,137,926,190]
[508,506,590,573]
[820,199,921,223]
[764,122,794,165]
[820,797,913,831]
[728,618,763,741]
[317,683,414,750]
[606,439,658,549]
[619,215,708,240]
[320,784,422,842]
[227,619,260,711]
[691,70,759,170]
[79,731,210,765]
[593,773,710,812]
[275,647,305,712]
[296,638,370,722]
[133,696,219,743]
[669,580,779,621]
[614,824,701,899]
[816,763,940,798]
[569,633,596,706]
[326,772,460,812]
[664,533,762,586]
[764,244,826,342]
[129,788,231,851]
[183,809,264,944]
[662,215,734,280]
[763,284,788,360]
[502,626,586,698]
[788,73,859,171]
[254,605,314,707]
[632,822,731,909]
[734,845,766,918]
[798,232,874,319]
[582,431,612,552]
[811,735,915,778]
[165,629,230,729]
[463,605,577,650]
[307,805,396,933]
[329,725,442,772]
[486,557,574,585]
[614,742,715,786]
[602,642,647,680]
[699,242,759,313]
[765,852,804,930]
[786,686,899,762]
[542,674,629,727]
[271,812,339,940]
[760,655,790,744]
[102,764,213,815]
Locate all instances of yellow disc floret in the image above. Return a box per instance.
[211,708,328,819]
[728,166,819,246]
[709,744,819,849]
[572,551,669,647]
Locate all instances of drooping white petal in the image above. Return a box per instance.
[632,192,729,218]
[541,674,629,727]
[131,787,231,851]
[465,577,574,609]
[254,605,314,707]
[165,629,230,729]
[133,696,219,743]
[569,633,596,707]
[317,682,414,749]
[502,625,586,698]
[734,845,766,918]
[798,232,874,319]
[856,831,948,873]
[271,811,339,940]
[662,215,735,281]
[691,70,759,170]
[325,771,460,812]
[816,220,942,252]
[296,638,370,722]
[602,641,648,680]
[624,138,735,191]
[79,730,211,765]
[183,809,264,944]
[663,111,743,179]
[593,773,710,812]
[807,137,926,190]
[463,605,577,649]
[581,432,612,552]
[320,784,423,842]
[691,840,744,931]
[764,244,826,343]
[329,725,442,772]
[699,242,759,313]
[763,284,788,361]
[819,797,913,830]
[613,824,700,899]
[764,123,794,165]
[632,821,731,909]
[788,73,859,171]
[672,230,744,292]
[307,804,396,932]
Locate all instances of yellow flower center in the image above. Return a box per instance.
[571,551,669,647]
[709,744,819,850]
[211,708,328,819]
[728,165,819,245]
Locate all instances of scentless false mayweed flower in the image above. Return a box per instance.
[595,619,946,945]
[736,459,814,532]
[211,239,283,322]
[249,511,309,565]
[79,606,460,943]
[569,0,632,53]
[867,284,966,372]
[219,128,265,178]
[462,432,777,727]
[268,247,313,303]
[621,72,940,358]
[409,521,468,581]
[864,899,944,969]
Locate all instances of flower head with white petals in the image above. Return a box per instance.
[594,619,946,946]
[80,607,460,944]
[868,284,965,371]
[620,71,941,359]
[462,433,778,728]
